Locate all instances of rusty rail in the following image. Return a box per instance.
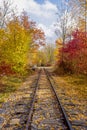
[44,68,73,130]
[25,69,41,130]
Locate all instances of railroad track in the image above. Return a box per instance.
[25,68,73,130]
[26,69,42,130]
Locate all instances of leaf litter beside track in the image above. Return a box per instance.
[0,73,38,129]
[0,76,22,105]
[52,74,87,130]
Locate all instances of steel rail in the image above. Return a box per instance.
[25,69,42,130]
[44,68,73,130]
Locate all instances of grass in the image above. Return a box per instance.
[0,75,23,105]
[0,69,35,106]
[61,74,87,98]
[53,70,87,125]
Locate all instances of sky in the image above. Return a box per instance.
[0,0,78,43]
[12,0,59,43]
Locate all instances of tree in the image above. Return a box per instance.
[0,0,14,28]
[37,43,55,66]
[0,11,45,75]
[55,0,78,63]
[78,0,87,32]
[56,30,87,74]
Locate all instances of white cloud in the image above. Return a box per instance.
[13,0,57,42]
[38,23,55,38]
[0,0,58,42]
[12,0,57,19]
[37,22,57,43]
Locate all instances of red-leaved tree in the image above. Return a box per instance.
[57,30,87,74]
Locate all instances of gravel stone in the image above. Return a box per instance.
[10,118,20,125]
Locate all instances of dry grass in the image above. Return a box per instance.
[61,74,87,98]
[0,75,23,105]
[53,73,87,126]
